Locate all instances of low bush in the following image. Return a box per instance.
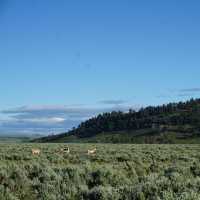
[0,144,199,199]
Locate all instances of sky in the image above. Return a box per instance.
[0,0,200,135]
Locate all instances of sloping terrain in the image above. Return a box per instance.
[34,98,200,143]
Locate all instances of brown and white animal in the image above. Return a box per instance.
[60,147,70,154]
[32,149,40,155]
[87,148,97,155]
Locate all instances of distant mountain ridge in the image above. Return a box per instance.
[34,98,200,143]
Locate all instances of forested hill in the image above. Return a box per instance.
[34,98,200,143]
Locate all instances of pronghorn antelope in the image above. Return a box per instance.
[87,148,97,155]
[60,147,70,154]
[32,149,40,155]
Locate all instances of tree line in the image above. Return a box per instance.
[68,98,200,138]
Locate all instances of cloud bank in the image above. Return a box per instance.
[99,99,127,105]
[157,87,200,98]
[179,88,200,93]
[0,103,138,136]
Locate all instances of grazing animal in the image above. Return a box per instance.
[87,148,97,155]
[60,147,70,154]
[32,149,40,155]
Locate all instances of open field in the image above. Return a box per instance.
[46,129,200,144]
[1,144,200,200]
[0,136,31,143]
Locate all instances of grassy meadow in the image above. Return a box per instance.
[1,143,200,200]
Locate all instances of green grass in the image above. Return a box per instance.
[0,136,31,143]
[35,125,200,144]
[47,129,200,144]
[0,143,200,199]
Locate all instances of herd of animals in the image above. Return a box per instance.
[31,147,97,155]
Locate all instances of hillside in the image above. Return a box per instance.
[34,98,200,143]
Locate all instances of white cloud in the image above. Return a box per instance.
[22,117,66,124]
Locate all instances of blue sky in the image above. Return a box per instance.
[0,0,200,135]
